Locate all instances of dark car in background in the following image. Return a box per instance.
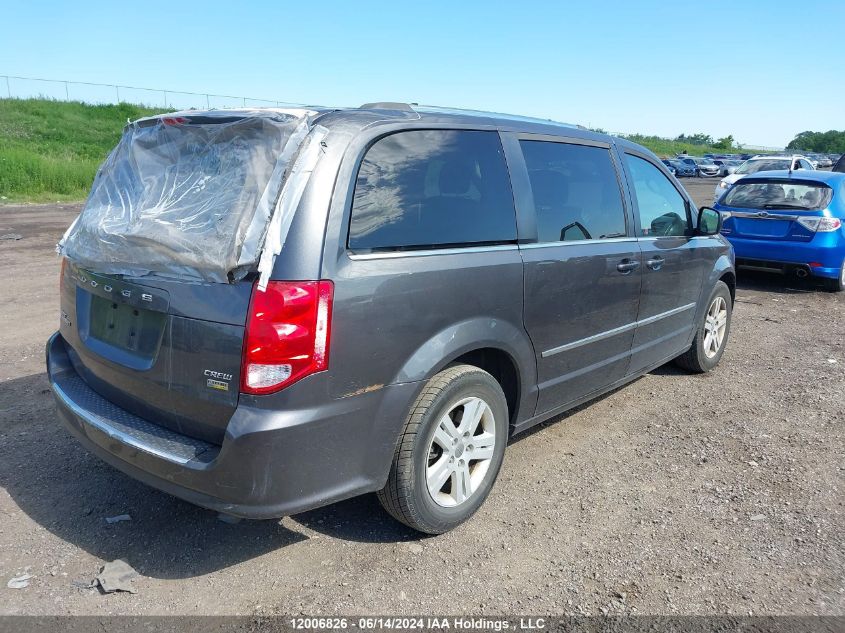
[663,158,696,177]
[48,103,735,534]
[663,161,677,176]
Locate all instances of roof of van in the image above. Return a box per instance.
[307,102,632,149]
[307,102,589,134]
[140,103,637,152]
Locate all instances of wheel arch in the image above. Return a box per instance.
[391,318,538,428]
[448,348,521,427]
[719,269,736,304]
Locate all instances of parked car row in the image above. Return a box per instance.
[802,153,840,168]
[677,151,844,178]
[705,152,754,161]
[662,156,720,178]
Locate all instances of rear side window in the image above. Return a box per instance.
[722,180,833,210]
[348,130,517,251]
[520,141,627,242]
[624,154,690,237]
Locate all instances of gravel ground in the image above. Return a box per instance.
[0,180,843,616]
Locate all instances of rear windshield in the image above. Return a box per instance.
[722,180,833,210]
[735,159,789,174]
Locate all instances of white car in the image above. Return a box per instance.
[714,155,815,202]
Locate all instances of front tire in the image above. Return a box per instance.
[674,281,732,373]
[377,365,508,534]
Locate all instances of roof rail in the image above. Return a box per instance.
[359,102,417,112]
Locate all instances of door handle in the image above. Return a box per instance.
[646,256,665,271]
[616,259,641,274]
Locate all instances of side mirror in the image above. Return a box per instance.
[697,206,722,236]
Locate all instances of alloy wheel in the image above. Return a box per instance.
[426,396,497,508]
[703,296,728,359]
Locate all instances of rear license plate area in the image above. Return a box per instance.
[88,293,165,355]
[734,219,791,238]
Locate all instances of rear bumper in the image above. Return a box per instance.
[727,235,845,279]
[47,332,419,519]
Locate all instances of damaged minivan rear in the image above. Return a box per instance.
[48,108,362,515]
[48,104,734,534]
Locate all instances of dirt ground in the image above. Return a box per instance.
[0,178,843,616]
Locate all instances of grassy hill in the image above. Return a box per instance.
[618,134,748,158]
[0,99,165,202]
[0,98,750,203]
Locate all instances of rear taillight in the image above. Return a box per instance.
[241,280,333,395]
[797,217,842,232]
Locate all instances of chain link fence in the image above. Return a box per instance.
[1,74,302,110]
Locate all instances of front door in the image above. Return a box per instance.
[621,152,711,373]
[512,136,642,415]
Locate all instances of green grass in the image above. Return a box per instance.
[619,134,746,159]
[0,98,166,202]
[0,97,756,203]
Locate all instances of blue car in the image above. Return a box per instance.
[714,170,845,291]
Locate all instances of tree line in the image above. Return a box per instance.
[786,130,845,153]
[675,133,735,150]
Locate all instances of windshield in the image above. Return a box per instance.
[722,181,833,210]
[736,159,790,174]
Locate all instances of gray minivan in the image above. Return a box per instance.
[48,104,735,534]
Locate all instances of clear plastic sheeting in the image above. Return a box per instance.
[60,108,317,283]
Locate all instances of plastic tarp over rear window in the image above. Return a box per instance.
[60,109,317,283]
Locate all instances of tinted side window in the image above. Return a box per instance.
[348,130,516,250]
[520,141,627,242]
[624,154,690,237]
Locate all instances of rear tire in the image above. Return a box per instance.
[674,281,732,373]
[377,365,508,534]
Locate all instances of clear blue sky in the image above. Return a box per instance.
[2,0,842,147]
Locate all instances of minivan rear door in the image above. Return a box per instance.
[59,262,252,445]
[505,134,642,415]
[56,111,314,445]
